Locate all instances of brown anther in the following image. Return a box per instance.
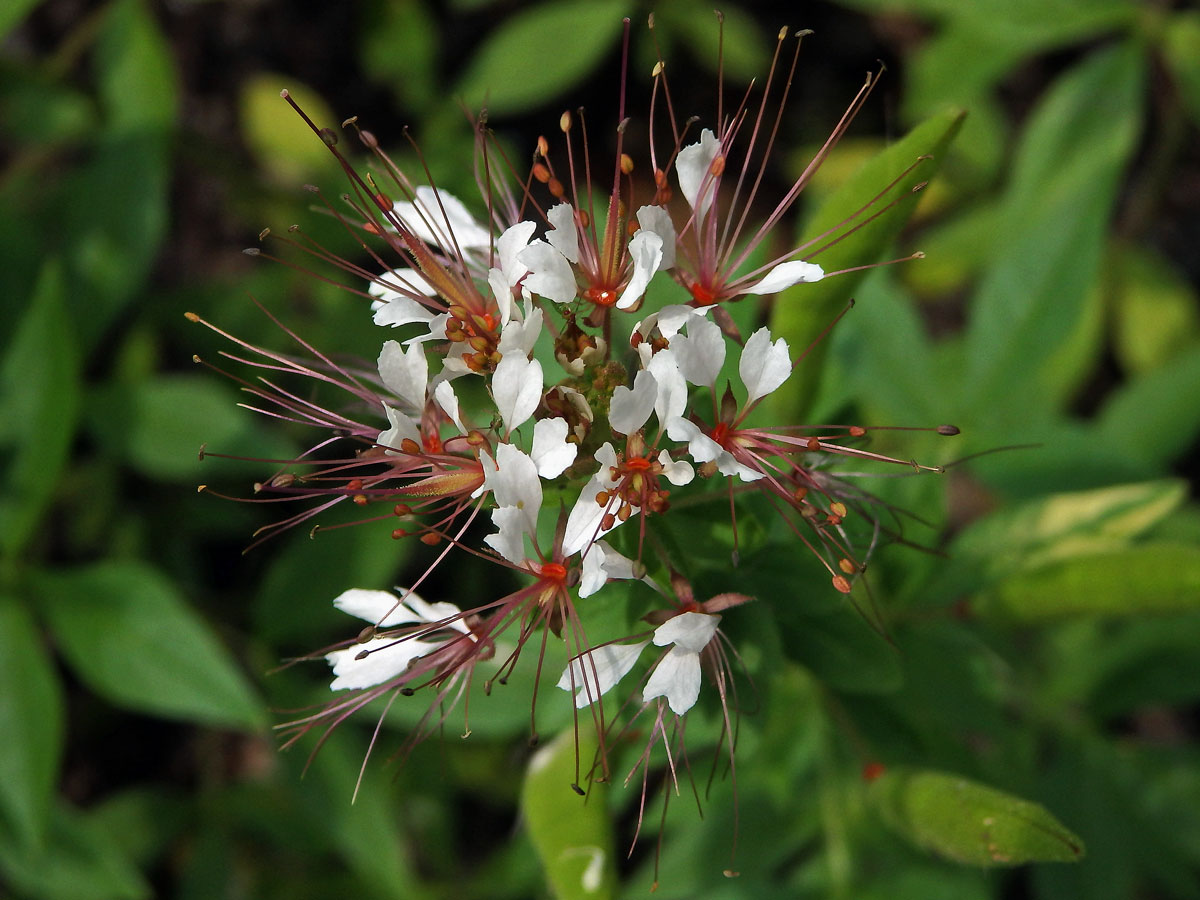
[468,335,491,352]
[391,528,407,540]
[617,504,632,522]
[938,424,961,436]
[420,533,441,546]
[793,487,808,502]
[710,155,726,177]
[601,512,616,530]
[832,575,853,594]
[620,153,634,175]
[838,558,857,574]
[357,625,376,643]
[595,490,610,506]
[352,494,368,506]
[271,473,295,488]
[319,127,338,146]
[849,425,866,437]
[400,438,421,455]
[355,649,370,661]
[830,501,848,518]
[548,177,565,199]
[578,209,591,228]
[393,503,411,516]
[806,437,822,451]
[258,227,270,240]
[347,478,364,492]
[537,135,549,157]
[560,110,572,132]
[532,163,551,184]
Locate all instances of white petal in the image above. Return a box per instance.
[636,205,676,270]
[518,240,578,303]
[578,540,638,598]
[370,290,438,330]
[666,418,721,464]
[652,611,721,652]
[531,417,577,479]
[497,220,537,285]
[634,303,711,341]
[402,595,471,634]
[716,452,764,482]
[485,442,541,511]
[614,229,663,310]
[561,444,620,556]
[497,305,543,357]
[646,350,687,427]
[675,128,721,224]
[672,316,725,388]
[546,203,580,264]
[327,636,436,691]
[658,450,694,486]
[433,380,466,432]
[395,186,491,251]
[744,260,825,295]
[489,267,515,328]
[493,354,543,433]
[609,369,657,435]
[485,504,533,563]
[377,405,420,455]
[740,327,792,406]
[369,269,437,304]
[558,641,649,708]
[377,339,428,411]
[334,588,426,626]
[642,646,702,715]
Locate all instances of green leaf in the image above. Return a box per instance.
[873,768,1085,866]
[1096,345,1200,469]
[0,260,81,561]
[1109,243,1200,375]
[239,74,341,183]
[768,108,964,420]
[0,596,64,850]
[454,0,628,116]
[924,480,1187,603]
[975,543,1200,621]
[0,800,150,900]
[961,42,1144,423]
[35,560,266,729]
[522,727,616,900]
[360,0,440,113]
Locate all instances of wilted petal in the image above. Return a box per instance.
[642,646,702,715]
[636,205,676,270]
[609,369,658,435]
[531,417,577,478]
[545,203,580,264]
[378,339,428,411]
[740,327,792,406]
[558,641,649,708]
[744,260,825,295]
[615,229,663,310]
[675,128,721,224]
[493,354,543,432]
[518,240,578,303]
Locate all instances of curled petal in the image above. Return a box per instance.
[671,316,725,388]
[658,450,694,486]
[433,380,466,432]
[653,610,721,653]
[578,539,638,598]
[744,260,825,295]
[642,646,702,715]
[740,327,792,406]
[377,405,420,455]
[497,220,537,285]
[636,204,676,270]
[377,339,428,411]
[615,229,663,310]
[493,354,543,433]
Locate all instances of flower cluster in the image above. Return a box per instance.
[193,16,954,875]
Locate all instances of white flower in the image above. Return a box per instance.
[518,239,578,303]
[667,418,762,481]
[676,128,722,226]
[325,588,468,691]
[642,611,721,715]
[392,186,492,254]
[669,316,725,388]
[608,370,658,435]
[530,417,577,479]
[557,640,649,709]
[578,539,638,598]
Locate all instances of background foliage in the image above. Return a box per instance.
[2,0,1199,897]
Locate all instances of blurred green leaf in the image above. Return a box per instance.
[0,260,80,562]
[240,74,340,183]
[1163,11,1200,125]
[0,0,40,40]
[522,727,616,900]
[0,65,96,144]
[652,1,770,83]
[873,768,1085,866]
[88,374,292,482]
[1109,243,1200,375]
[975,543,1200,621]
[0,800,150,900]
[769,107,964,420]
[925,480,1186,603]
[0,595,64,851]
[360,0,439,112]
[454,0,628,116]
[35,560,266,729]
[1096,345,1200,469]
[962,42,1144,423]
